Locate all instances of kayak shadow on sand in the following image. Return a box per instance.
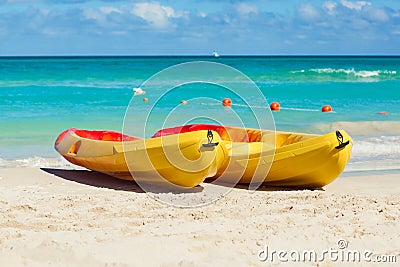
[40,168,204,194]
[40,168,316,194]
[204,178,324,192]
[41,168,145,193]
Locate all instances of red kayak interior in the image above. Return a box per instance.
[152,124,263,142]
[56,124,264,144]
[55,128,141,145]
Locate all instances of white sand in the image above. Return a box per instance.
[0,167,399,266]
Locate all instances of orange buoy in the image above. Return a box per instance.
[270,102,280,111]
[222,98,232,107]
[378,111,388,115]
[180,100,187,105]
[322,105,332,112]
[143,97,148,102]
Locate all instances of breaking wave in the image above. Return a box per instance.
[290,68,398,82]
[309,68,396,77]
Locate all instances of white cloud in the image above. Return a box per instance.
[198,12,207,18]
[341,0,371,11]
[236,3,259,16]
[323,1,337,15]
[111,30,128,35]
[366,8,389,22]
[100,6,122,15]
[348,18,370,29]
[42,28,57,36]
[284,40,293,45]
[132,2,181,29]
[391,29,400,35]
[297,3,320,21]
[83,7,103,21]
[296,34,307,39]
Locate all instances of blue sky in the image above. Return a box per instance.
[0,0,399,55]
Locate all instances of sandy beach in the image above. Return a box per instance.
[0,166,398,266]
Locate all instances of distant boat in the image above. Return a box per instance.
[213,51,220,58]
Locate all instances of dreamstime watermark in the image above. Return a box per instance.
[257,239,398,263]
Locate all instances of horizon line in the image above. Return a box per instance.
[1,54,400,58]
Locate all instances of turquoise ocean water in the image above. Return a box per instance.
[0,56,399,173]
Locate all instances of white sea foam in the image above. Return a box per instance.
[354,70,379,77]
[310,121,400,136]
[0,158,8,168]
[0,156,84,169]
[344,130,400,172]
[292,68,397,79]
[351,135,400,159]
[345,160,400,172]
[309,68,397,77]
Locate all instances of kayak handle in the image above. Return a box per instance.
[335,130,350,149]
[202,130,219,147]
[203,142,219,147]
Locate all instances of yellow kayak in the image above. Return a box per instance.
[153,124,353,188]
[221,127,352,188]
[55,124,352,189]
[54,128,227,188]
